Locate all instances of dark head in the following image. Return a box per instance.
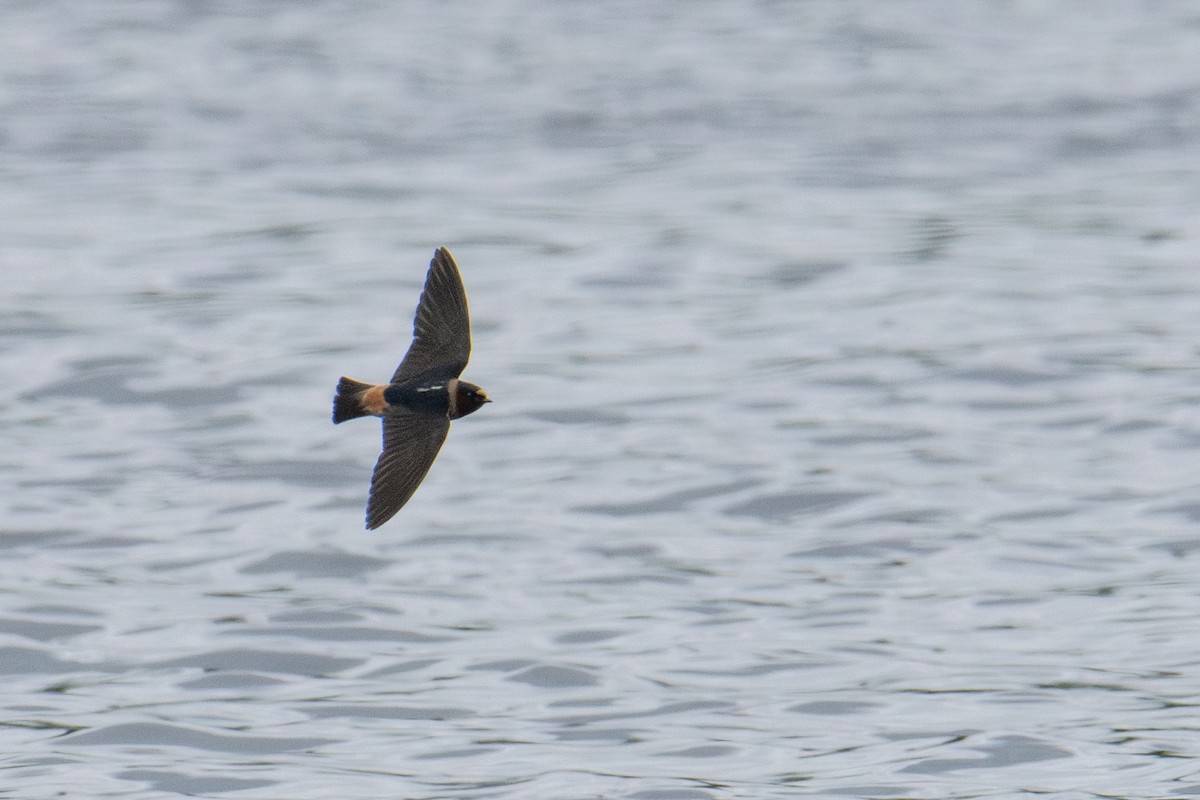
[451,380,491,420]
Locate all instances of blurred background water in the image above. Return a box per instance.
[3,1,1200,798]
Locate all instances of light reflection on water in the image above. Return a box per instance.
[3,2,1200,798]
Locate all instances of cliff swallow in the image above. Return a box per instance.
[333,247,490,529]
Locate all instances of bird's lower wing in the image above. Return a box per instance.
[365,412,451,529]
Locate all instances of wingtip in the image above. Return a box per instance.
[365,508,395,531]
[364,506,384,530]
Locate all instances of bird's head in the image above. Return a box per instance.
[452,381,491,419]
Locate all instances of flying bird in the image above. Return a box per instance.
[333,247,490,529]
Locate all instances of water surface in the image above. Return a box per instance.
[3,2,1200,798]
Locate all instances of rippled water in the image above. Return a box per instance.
[4,2,1200,798]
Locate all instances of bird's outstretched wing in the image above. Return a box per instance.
[365,412,451,529]
[391,247,472,384]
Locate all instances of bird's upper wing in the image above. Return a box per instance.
[391,247,472,384]
[365,411,451,529]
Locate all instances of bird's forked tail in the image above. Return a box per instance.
[332,377,376,424]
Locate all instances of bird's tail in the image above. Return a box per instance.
[332,377,375,424]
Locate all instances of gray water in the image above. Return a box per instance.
[3,2,1200,798]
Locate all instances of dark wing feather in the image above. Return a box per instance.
[391,247,472,383]
[364,412,451,529]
